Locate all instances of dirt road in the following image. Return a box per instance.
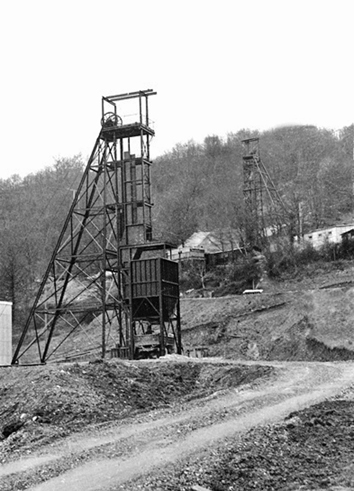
[2,360,354,491]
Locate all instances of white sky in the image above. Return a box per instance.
[0,0,353,179]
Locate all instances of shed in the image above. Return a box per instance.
[303,224,354,249]
[171,229,244,264]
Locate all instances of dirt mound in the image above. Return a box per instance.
[0,359,273,461]
[181,282,354,362]
[183,399,354,490]
[135,395,354,490]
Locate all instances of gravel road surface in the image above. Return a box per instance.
[2,360,354,491]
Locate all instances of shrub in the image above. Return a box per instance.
[337,237,354,259]
[179,260,205,291]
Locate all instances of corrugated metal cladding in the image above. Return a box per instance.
[130,258,179,299]
[0,302,12,365]
[130,258,179,321]
[131,257,159,297]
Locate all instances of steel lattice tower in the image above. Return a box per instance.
[12,90,181,364]
[242,137,287,250]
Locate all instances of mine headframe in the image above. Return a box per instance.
[12,90,182,365]
[242,137,292,251]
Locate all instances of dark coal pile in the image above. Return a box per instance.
[205,400,354,490]
[142,399,354,490]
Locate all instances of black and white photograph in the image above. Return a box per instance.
[1,1,354,489]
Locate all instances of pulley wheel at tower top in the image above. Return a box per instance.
[101,112,123,128]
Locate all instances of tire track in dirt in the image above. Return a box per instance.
[11,361,354,491]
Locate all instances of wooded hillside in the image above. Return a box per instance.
[152,124,354,244]
[0,124,353,327]
[0,156,83,326]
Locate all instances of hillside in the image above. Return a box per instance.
[3,261,354,489]
[1,124,353,329]
[181,261,354,362]
[12,259,354,364]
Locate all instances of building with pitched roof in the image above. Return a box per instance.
[171,229,244,264]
